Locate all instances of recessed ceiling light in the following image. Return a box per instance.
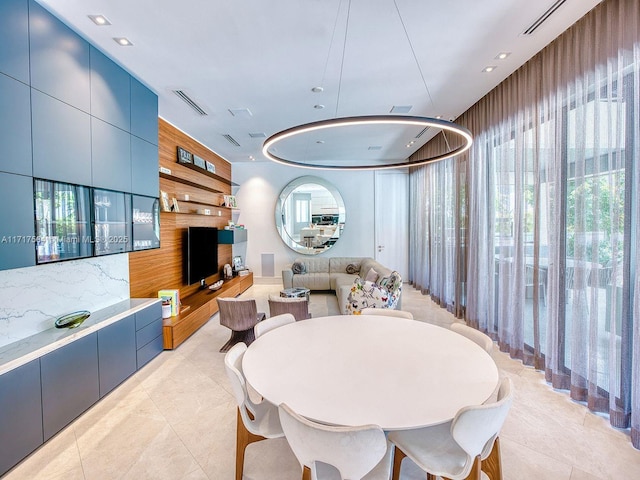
[113,37,133,46]
[496,52,511,60]
[311,86,324,93]
[249,155,255,161]
[314,104,325,109]
[482,66,497,73]
[435,115,443,119]
[88,15,111,26]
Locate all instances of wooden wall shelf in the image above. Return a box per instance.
[162,272,253,349]
[159,171,224,194]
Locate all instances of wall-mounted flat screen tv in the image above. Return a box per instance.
[185,226,218,286]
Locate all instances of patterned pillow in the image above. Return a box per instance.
[291,262,306,274]
[378,271,402,294]
[346,277,394,314]
[346,263,360,274]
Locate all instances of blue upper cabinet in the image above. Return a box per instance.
[131,137,159,197]
[0,0,29,83]
[92,118,132,192]
[28,0,91,113]
[131,77,158,145]
[0,74,32,176]
[31,90,92,186]
[90,47,131,132]
[0,173,35,270]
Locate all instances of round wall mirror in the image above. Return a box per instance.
[275,176,346,255]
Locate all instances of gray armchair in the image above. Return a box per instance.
[268,294,311,321]
[217,298,266,352]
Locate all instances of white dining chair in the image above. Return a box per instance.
[389,377,513,480]
[359,308,414,320]
[224,343,284,480]
[450,323,494,353]
[255,313,295,338]
[278,403,393,480]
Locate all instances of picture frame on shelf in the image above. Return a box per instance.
[233,255,244,271]
[177,146,193,164]
[205,161,216,173]
[171,197,180,212]
[193,154,206,169]
[223,195,237,208]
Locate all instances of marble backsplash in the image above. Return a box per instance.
[0,254,130,349]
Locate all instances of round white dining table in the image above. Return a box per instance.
[242,315,499,431]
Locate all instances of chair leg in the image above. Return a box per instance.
[392,446,406,480]
[235,408,266,480]
[302,465,312,480]
[465,456,482,480]
[482,437,503,480]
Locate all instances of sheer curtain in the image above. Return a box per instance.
[409,135,466,317]
[412,0,640,447]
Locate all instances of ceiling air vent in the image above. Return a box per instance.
[222,134,241,147]
[249,132,267,138]
[522,0,567,35]
[172,90,207,115]
[415,127,430,138]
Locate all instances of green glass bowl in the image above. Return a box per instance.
[54,310,91,329]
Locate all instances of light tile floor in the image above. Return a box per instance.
[4,284,640,479]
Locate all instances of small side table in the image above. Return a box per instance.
[280,287,311,302]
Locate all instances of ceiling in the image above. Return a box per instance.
[39,0,602,168]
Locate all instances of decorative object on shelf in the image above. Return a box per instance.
[197,208,212,215]
[193,154,206,169]
[177,146,193,164]
[223,195,237,208]
[159,166,172,175]
[233,256,244,271]
[224,263,233,279]
[205,161,216,173]
[160,191,171,212]
[208,279,224,291]
[171,197,180,212]
[158,289,180,316]
[54,310,91,329]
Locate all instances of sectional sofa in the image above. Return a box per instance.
[282,257,402,314]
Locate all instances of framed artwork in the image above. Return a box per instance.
[193,154,206,169]
[223,195,237,208]
[177,146,193,164]
[233,256,243,270]
[205,161,216,173]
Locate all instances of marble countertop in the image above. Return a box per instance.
[0,298,161,375]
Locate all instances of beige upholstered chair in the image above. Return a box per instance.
[224,343,284,480]
[255,313,295,338]
[268,294,311,321]
[278,403,393,480]
[389,377,513,480]
[217,298,265,352]
[360,308,414,320]
[450,323,494,353]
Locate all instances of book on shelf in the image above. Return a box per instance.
[158,289,180,316]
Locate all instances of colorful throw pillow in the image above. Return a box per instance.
[292,261,306,274]
[346,263,360,274]
[378,271,402,294]
[346,277,393,314]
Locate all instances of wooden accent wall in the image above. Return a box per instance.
[129,118,233,300]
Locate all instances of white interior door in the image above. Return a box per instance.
[374,170,409,278]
